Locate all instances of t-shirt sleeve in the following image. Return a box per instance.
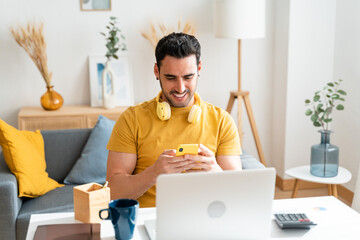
[216,111,242,156]
[107,108,137,154]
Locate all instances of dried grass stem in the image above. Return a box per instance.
[141,20,196,49]
[11,22,52,87]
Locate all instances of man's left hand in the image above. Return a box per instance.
[182,144,223,172]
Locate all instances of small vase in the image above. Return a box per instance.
[310,130,339,177]
[40,85,64,111]
[101,60,116,109]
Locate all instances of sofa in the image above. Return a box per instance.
[0,128,264,240]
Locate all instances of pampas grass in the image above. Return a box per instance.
[11,22,52,87]
[141,20,196,49]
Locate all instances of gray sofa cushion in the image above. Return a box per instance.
[241,151,265,169]
[16,184,76,240]
[64,116,115,185]
[0,155,21,240]
[42,129,91,183]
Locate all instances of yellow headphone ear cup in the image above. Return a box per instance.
[157,101,171,121]
[188,105,202,123]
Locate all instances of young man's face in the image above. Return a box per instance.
[154,54,202,108]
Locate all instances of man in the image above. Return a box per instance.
[106,33,242,208]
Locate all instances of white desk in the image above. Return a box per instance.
[26,196,360,240]
[286,166,352,198]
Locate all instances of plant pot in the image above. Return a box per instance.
[40,85,64,111]
[310,130,339,177]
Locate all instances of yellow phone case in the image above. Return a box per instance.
[176,144,199,156]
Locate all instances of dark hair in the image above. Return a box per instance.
[155,32,201,69]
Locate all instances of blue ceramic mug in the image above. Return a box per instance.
[99,199,139,240]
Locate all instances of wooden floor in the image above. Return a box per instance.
[274,186,351,207]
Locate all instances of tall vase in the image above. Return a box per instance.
[40,85,64,111]
[101,60,116,109]
[310,130,339,177]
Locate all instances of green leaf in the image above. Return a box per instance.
[325,107,332,114]
[113,55,118,59]
[305,99,311,104]
[327,82,334,87]
[313,122,321,127]
[324,119,332,123]
[313,95,321,102]
[331,94,340,99]
[305,109,313,116]
[311,114,318,122]
[336,104,344,110]
[315,90,321,95]
[327,88,333,93]
[337,90,347,95]
[339,98,345,101]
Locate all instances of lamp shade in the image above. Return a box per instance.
[213,0,265,39]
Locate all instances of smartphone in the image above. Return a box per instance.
[176,144,199,156]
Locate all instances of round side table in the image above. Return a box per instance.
[285,165,352,198]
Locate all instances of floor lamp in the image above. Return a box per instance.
[214,0,266,166]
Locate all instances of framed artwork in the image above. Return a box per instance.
[81,0,111,11]
[89,55,134,107]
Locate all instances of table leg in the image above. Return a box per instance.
[328,185,333,195]
[292,179,300,198]
[332,185,338,198]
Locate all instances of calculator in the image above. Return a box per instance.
[274,213,317,229]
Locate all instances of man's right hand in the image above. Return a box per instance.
[150,149,198,176]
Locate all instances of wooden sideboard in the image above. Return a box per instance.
[18,105,129,131]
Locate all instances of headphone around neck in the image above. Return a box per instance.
[155,91,202,124]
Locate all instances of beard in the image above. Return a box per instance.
[159,79,197,108]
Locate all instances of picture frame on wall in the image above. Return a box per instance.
[80,0,111,11]
[89,55,134,107]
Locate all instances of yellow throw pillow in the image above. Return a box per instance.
[0,119,63,198]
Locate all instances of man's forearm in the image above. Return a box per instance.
[107,166,157,200]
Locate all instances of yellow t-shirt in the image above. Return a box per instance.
[107,93,241,207]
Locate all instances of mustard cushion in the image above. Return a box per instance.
[0,119,63,198]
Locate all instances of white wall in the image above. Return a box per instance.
[284,0,337,171]
[332,0,360,191]
[240,0,275,163]
[271,0,290,177]
[273,0,338,177]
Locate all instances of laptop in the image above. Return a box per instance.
[144,168,276,240]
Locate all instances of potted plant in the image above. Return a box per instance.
[100,16,127,109]
[11,22,63,110]
[101,16,127,60]
[305,79,347,177]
